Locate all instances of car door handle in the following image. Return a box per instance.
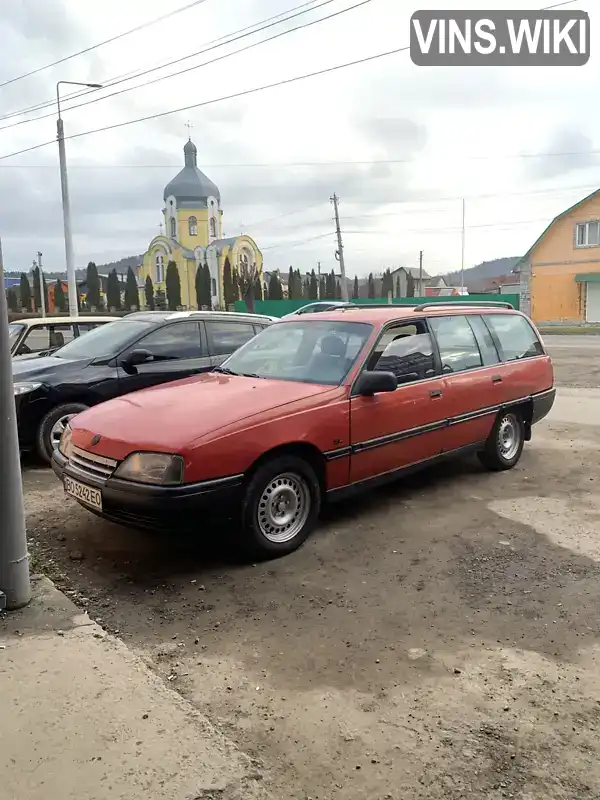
[429,389,443,398]
[491,375,503,384]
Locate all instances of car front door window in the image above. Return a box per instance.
[132,322,203,361]
[367,321,436,384]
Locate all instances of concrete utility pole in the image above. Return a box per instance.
[419,250,424,298]
[36,252,46,317]
[0,238,31,610]
[317,261,321,298]
[330,193,349,301]
[57,80,102,317]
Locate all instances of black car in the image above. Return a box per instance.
[12,310,273,463]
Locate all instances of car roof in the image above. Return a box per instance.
[12,315,119,327]
[275,302,519,326]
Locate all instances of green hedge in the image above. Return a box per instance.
[234,294,520,317]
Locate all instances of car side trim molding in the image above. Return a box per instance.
[327,441,486,501]
[323,387,554,463]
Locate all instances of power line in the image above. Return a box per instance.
[0,0,327,124]
[0,0,353,133]
[0,0,211,90]
[0,0,586,159]
[0,45,410,163]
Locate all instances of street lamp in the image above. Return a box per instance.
[56,80,103,317]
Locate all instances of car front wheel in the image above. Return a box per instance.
[478,410,524,471]
[37,402,89,464]
[241,455,321,558]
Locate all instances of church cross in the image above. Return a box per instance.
[159,222,164,235]
[185,120,193,139]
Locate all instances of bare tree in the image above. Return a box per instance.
[237,260,260,313]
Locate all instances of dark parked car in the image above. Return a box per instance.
[12,310,273,463]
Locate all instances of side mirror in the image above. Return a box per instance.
[356,370,397,396]
[121,348,152,372]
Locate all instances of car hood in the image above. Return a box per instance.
[11,354,92,380]
[71,372,336,457]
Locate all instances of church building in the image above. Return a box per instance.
[139,138,263,309]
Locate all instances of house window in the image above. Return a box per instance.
[209,217,216,237]
[189,216,198,236]
[576,220,600,248]
[170,217,176,238]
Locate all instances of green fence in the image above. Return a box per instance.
[235,294,520,317]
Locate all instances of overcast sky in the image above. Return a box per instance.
[0,0,597,278]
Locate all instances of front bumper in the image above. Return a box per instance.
[51,450,243,530]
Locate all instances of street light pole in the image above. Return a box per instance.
[56,80,102,318]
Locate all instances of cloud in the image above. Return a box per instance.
[524,126,600,182]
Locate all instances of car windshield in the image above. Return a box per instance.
[216,320,373,386]
[9,323,25,349]
[53,319,154,359]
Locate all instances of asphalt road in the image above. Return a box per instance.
[23,334,600,800]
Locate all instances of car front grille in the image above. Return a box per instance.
[69,445,118,481]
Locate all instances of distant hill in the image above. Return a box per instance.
[444,256,522,291]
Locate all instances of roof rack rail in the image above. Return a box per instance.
[341,303,416,310]
[413,301,514,311]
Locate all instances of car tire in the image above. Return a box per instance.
[37,402,88,465]
[240,455,321,559]
[478,409,525,472]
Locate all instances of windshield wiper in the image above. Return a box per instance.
[212,366,238,375]
[238,372,263,379]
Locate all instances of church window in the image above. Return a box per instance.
[155,255,165,284]
[188,216,198,236]
[170,217,176,238]
[211,278,217,296]
[209,217,216,238]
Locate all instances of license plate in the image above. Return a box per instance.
[64,476,102,510]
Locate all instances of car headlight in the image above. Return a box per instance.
[114,452,184,485]
[59,424,73,459]
[14,382,42,396]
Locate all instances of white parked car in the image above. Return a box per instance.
[280,301,353,320]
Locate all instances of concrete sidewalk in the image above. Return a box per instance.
[0,576,268,800]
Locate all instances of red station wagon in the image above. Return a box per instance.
[51,302,555,559]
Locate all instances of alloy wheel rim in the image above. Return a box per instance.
[257,472,311,543]
[497,414,520,460]
[50,414,76,450]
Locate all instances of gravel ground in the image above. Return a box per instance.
[22,336,600,800]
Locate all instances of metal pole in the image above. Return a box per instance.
[0,238,31,610]
[37,251,46,318]
[56,81,102,319]
[460,198,466,295]
[419,250,423,298]
[57,110,77,317]
[331,194,349,302]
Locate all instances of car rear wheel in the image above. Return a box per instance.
[241,455,321,558]
[478,410,524,471]
[37,402,88,465]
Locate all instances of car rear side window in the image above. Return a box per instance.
[134,321,203,360]
[368,321,436,384]
[206,321,256,356]
[428,315,483,373]
[484,314,544,361]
